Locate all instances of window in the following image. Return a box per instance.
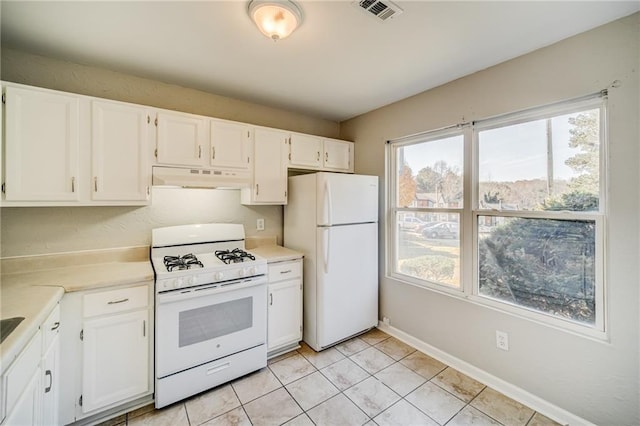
[388,94,606,334]
[391,130,464,289]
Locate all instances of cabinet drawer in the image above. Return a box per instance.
[268,261,301,282]
[83,285,148,318]
[42,304,61,351]
[3,330,42,416]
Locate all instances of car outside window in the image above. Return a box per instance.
[388,94,606,335]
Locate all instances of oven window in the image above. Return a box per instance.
[178,297,253,347]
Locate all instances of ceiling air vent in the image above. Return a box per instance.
[353,0,403,22]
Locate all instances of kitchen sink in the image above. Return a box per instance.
[0,317,25,344]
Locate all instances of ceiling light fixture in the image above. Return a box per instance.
[248,0,303,41]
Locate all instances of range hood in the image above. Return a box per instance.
[152,166,251,189]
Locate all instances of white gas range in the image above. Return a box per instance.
[150,223,268,408]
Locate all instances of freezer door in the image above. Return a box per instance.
[317,173,378,226]
[316,223,378,349]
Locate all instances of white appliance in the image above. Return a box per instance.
[284,172,379,351]
[150,224,268,408]
[152,165,251,189]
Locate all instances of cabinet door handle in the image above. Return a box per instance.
[44,370,52,393]
[212,146,216,160]
[280,270,292,274]
[256,184,259,196]
[198,145,202,159]
[94,177,98,192]
[107,298,129,305]
[325,152,329,162]
[270,293,273,306]
[51,321,60,331]
[143,320,146,337]
[317,151,320,161]
[71,176,76,193]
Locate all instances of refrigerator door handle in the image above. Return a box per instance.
[322,178,333,226]
[327,180,332,225]
[322,228,330,273]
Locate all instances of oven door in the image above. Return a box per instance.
[155,277,267,379]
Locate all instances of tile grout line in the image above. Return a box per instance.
[116,330,550,426]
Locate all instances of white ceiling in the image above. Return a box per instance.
[2,1,638,122]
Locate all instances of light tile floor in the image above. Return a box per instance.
[103,329,562,426]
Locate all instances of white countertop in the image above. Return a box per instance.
[250,245,303,263]
[0,246,154,375]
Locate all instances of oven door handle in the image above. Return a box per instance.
[156,277,266,304]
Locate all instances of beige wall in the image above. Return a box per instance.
[0,49,341,257]
[1,48,339,137]
[342,13,639,426]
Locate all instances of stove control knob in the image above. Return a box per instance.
[246,266,257,276]
[214,272,224,281]
[176,277,184,288]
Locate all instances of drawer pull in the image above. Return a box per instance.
[45,370,52,393]
[207,362,230,375]
[107,298,129,305]
[280,270,292,274]
[51,321,60,331]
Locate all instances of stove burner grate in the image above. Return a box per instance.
[163,253,204,272]
[215,248,256,264]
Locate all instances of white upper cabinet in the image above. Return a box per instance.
[91,99,150,202]
[323,138,353,172]
[287,133,354,173]
[1,83,152,206]
[4,85,80,201]
[289,133,322,169]
[209,119,252,170]
[155,110,207,167]
[241,127,288,205]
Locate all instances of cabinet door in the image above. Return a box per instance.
[41,334,60,426]
[289,134,322,169]
[82,309,149,413]
[156,111,206,166]
[91,100,150,202]
[4,367,41,426]
[323,139,353,172]
[210,119,252,170]
[4,86,80,201]
[268,279,302,351]
[244,128,287,204]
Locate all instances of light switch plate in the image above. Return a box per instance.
[256,218,265,231]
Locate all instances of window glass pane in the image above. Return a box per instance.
[396,212,460,288]
[396,135,463,208]
[478,109,600,212]
[478,216,596,325]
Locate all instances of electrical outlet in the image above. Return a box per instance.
[496,330,509,351]
[256,218,265,231]
[382,317,390,326]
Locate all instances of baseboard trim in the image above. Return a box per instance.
[377,321,594,426]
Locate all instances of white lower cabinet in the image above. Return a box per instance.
[267,259,303,357]
[4,367,41,426]
[58,282,153,425]
[40,304,61,425]
[80,284,151,415]
[1,303,60,426]
[41,336,59,425]
[82,309,149,413]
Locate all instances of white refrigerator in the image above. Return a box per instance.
[284,172,378,351]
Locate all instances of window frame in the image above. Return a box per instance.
[386,94,607,338]
[387,126,468,294]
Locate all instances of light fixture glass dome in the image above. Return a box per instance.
[248,1,303,41]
